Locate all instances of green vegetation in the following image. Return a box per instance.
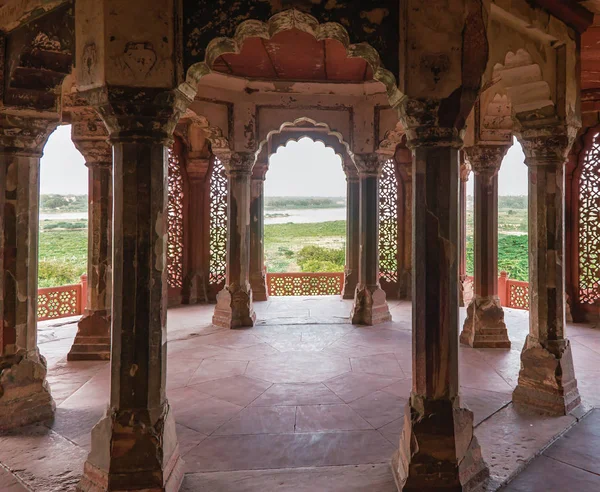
[40,194,88,213]
[41,219,88,230]
[297,245,345,273]
[38,228,87,287]
[265,197,345,210]
[466,234,529,282]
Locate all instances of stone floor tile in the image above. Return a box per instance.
[0,467,28,492]
[250,383,343,406]
[184,431,395,472]
[349,390,407,429]
[379,378,412,400]
[378,417,403,445]
[207,343,280,361]
[181,464,397,492]
[188,359,249,385]
[246,352,350,384]
[191,375,272,407]
[461,387,512,426]
[504,456,600,492]
[171,393,243,435]
[325,372,401,403]
[295,404,372,432]
[351,353,405,378]
[214,406,297,435]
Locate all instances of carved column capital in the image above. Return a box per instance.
[460,155,472,183]
[74,139,113,169]
[518,127,577,167]
[464,145,509,179]
[217,151,256,176]
[397,98,464,148]
[353,153,388,177]
[0,112,59,156]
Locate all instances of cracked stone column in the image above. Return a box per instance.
[350,153,391,325]
[249,162,268,302]
[0,114,57,430]
[392,128,488,491]
[77,89,188,492]
[458,157,471,307]
[212,151,256,328]
[512,130,581,415]
[68,130,113,361]
[342,165,360,299]
[460,145,511,348]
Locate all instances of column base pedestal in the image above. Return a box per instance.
[460,297,511,348]
[77,403,184,492]
[182,272,208,305]
[68,311,111,361]
[212,285,256,329]
[0,352,55,430]
[351,284,391,325]
[513,336,581,415]
[250,273,268,302]
[392,395,489,492]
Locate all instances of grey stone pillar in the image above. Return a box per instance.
[0,115,57,430]
[350,154,391,325]
[342,168,360,299]
[513,130,581,415]
[212,152,256,328]
[249,163,268,301]
[460,145,511,348]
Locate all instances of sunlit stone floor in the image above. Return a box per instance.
[1,297,599,491]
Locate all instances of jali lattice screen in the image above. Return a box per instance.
[579,133,600,305]
[379,158,399,284]
[167,146,184,289]
[209,157,228,286]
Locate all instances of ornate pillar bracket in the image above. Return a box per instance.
[512,128,581,415]
[67,121,114,361]
[392,100,488,492]
[460,145,511,349]
[350,153,392,325]
[0,112,59,429]
[76,86,190,492]
[212,151,257,328]
[342,163,360,299]
[249,161,268,302]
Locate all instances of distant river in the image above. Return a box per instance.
[265,208,345,225]
[40,212,87,221]
[39,208,346,225]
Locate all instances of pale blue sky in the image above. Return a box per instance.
[40,127,528,197]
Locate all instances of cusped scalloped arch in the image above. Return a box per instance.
[184,9,402,107]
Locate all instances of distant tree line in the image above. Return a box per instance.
[41,194,88,212]
[467,195,527,210]
[265,197,346,210]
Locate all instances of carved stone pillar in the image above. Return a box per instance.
[458,156,471,307]
[460,145,511,348]
[212,152,256,328]
[250,162,268,301]
[182,155,210,305]
[350,154,391,325]
[76,89,188,492]
[396,146,413,300]
[512,130,581,415]
[0,114,57,430]
[342,166,360,299]
[392,128,487,492]
[68,127,113,361]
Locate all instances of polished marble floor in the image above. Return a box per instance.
[1,297,599,491]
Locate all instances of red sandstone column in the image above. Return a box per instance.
[77,91,187,492]
[0,115,56,430]
[68,136,112,361]
[212,151,256,328]
[350,154,391,325]
[512,130,581,415]
[460,145,511,348]
[396,147,412,300]
[250,162,268,301]
[342,167,360,299]
[458,157,471,307]
[392,130,488,491]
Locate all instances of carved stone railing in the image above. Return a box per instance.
[37,275,87,321]
[266,272,344,296]
[464,271,530,311]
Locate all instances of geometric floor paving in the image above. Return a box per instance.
[0,297,599,491]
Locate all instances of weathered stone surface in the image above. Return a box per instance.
[342,172,360,300]
[249,169,268,302]
[392,396,489,492]
[213,286,257,329]
[350,154,391,325]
